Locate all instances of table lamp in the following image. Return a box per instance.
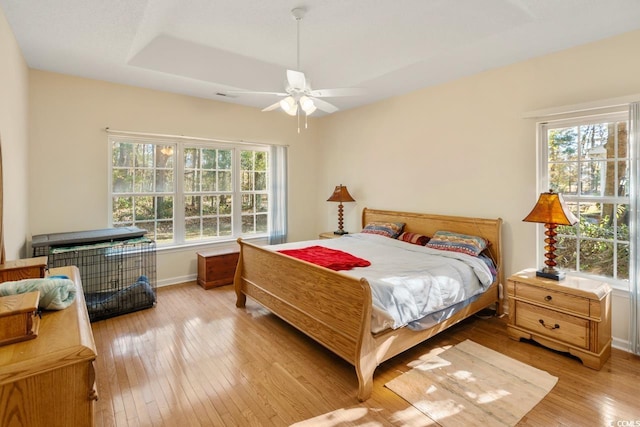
[327,185,355,235]
[522,190,578,280]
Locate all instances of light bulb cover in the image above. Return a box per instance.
[299,96,316,115]
[279,96,298,116]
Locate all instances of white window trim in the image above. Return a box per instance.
[536,109,630,291]
[523,93,640,119]
[106,129,275,249]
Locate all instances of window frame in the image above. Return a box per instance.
[108,134,271,248]
[537,110,630,290]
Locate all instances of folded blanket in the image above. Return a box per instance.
[0,277,77,310]
[278,245,371,271]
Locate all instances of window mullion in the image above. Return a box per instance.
[175,143,185,244]
[232,147,242,236]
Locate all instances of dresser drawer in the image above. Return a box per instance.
[515,301,589,349]
[514,282,590,316]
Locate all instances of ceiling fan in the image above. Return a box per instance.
[227,8,363,130]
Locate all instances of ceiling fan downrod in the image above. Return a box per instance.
[291,8,305,72]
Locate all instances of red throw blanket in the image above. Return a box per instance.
[277,245,371,271]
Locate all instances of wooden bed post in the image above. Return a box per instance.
[354,278,376,401]
[355,353,376,401]
[234,239,246,308]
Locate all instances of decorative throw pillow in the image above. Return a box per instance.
[425,230,488,256]
[397,231,430,246]
[361,222,405,238]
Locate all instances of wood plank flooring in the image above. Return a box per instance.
[92,282,640,426]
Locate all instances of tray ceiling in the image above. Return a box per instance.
[2,0,640,114]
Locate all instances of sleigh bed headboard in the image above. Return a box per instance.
[361,207,503,285]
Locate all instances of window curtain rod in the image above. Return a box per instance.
[104,127,288,148]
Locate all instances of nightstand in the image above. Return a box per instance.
[319,231,344,239]
[197,250,239,289]
[506,269,611,369]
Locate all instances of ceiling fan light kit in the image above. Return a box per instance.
[228,7,362,132]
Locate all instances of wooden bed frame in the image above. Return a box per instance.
[234,207,503,401]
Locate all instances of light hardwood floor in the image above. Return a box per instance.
[92,282,640,426]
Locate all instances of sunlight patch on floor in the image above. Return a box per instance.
[416,398,464,419]
[409,344,452,365]
[390,406,439,426]
[474,388,510,404]
[290,407,376,426]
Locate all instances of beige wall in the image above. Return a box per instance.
[317,29,640,347]
[0,7,30,259]
[28,71,321,284]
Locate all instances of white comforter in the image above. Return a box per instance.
[266,233,494,332]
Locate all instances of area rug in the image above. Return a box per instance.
[385,339,558,427]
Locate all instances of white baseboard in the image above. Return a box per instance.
[612,337,631,353]
[157,274,197,288]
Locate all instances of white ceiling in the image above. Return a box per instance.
[3,0,640,114]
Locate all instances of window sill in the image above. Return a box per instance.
[155,235,269,254]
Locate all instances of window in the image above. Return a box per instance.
[540,112,629,285]
[109,135,271,246]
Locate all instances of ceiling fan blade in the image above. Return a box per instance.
[261,101,282,112]
[286,69,306,91]
[225,90,288,96]
[310,97,339,114]
[309,88,365,97]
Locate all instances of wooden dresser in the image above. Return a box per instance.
[0,265,97,427]
[507,268,611,369]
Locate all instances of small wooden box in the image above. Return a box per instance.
[0,291,41,346]
[0,256,47,282]
[197,250,239,289]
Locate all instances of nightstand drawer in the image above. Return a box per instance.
[515,301,589,349]
[514,282,590,316]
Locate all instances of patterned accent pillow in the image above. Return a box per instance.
[425,230,488,256]
[361,222,405,239]
[397,231,430,246]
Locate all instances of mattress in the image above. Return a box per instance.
[267,233,494,333]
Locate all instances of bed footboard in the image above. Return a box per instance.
[234,239,376,400]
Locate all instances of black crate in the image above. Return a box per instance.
[32,228,156,322]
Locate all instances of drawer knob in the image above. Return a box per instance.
[539,319,560,330]
[544,295,553,302]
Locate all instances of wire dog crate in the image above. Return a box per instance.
[32,227,157,322]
